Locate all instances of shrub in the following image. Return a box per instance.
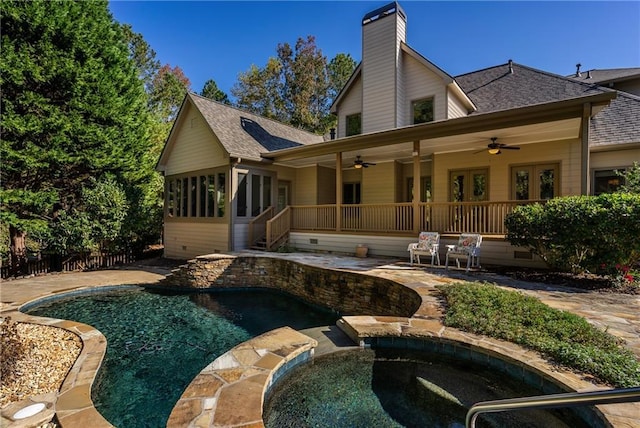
[438,282,640,387]
[505,193,640,273]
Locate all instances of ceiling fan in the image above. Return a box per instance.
[354,155,376,168]
[475,137,520,155]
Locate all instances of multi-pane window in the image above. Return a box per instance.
[165,172,226,218]
[450,169,488,202]
[593,169,625,195]
[346,113,362,136]
[412,98,434,124]
[511,164,559,200]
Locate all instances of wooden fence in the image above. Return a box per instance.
[1,251,135,280]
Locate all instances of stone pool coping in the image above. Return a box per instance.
[2,254,639,427]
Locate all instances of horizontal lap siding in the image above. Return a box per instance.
[447,91,468,119]
[337,77,362,139]
[590,148,640,169]
[363,16,399,133]
[403,54,447,123]
[164,222,229,259]
[165,104,228,176]
[363,161,396,203]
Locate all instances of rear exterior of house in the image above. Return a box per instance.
[157,1,640,267]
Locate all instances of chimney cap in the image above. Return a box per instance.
[575,63,582,77]
[362,1,406,25]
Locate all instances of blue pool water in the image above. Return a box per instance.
[26,287,339,428]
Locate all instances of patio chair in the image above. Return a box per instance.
[445,233,482,273]
[408,232,440,266]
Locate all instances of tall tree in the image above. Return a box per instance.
[327,53,357,100]
[121,24,160,93]
[233,60,285,121]
[201,79,230,104]
[277,36,328,132]
[231,36,356,134]
[0,0,152,270]
[149,64,191,123]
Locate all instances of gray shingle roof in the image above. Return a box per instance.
[188,93,324,161]
[567,68,640,85]
[590,91,640,146]
[455,62,640,147]
[455,62,610,114]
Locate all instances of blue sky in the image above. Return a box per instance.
[108,1,640,100]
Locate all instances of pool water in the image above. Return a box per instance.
[27,287,339,428]
[264,349,589,428]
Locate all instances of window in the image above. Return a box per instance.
[343,182,361,204]
[450,169,488,202]
[237,172,273,217]
[511,164,559,200]
[407,177,432,202]
[412,98,434,124]
[593,169,625,195]
[165,172,226,219]
[346,113,361,136]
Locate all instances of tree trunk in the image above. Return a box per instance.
[9,225,27,276]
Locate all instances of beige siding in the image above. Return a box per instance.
[362,161,396,204]
[395,18,406,127]
[165,104,228,176]
[164,222,229,259]
[403,54,447,124]
[317,166,337,204]
[447,89,469,119]
[433,139,582,202]
[337,76,363,138]
[362,15,403,133]
[294,167,318,205]
[590,148,640,169]
[342,168,362,184]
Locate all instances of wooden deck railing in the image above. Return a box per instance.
[247,206,274,247]
[290,201,541,235]
[266,207,292,250]
[259,200,542,251]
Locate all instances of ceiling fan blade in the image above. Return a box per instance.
[502,146,520,150]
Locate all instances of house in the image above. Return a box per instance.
[156,1,640,267]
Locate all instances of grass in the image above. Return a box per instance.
[437,282,640,388]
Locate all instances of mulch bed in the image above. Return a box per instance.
[485,266,639,295]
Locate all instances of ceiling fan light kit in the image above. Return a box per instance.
[484,137,520,155]
[353,155,376,168]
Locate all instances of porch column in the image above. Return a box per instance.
[336,152,342,232]
[581,103,591,195]
[412,141,421,235]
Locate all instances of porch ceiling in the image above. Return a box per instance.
[265,92,614,169]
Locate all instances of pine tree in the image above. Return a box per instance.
[1,0,152,271]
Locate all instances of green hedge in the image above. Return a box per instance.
[505,193,640,273]
[438,282,640,388]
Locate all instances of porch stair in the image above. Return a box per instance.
[250,237,268,251]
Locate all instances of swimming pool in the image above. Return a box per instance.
[264,348,590,428]
[26,287,339,428]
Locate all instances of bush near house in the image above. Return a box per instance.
[438,282,640,388]
[505,193,640,274]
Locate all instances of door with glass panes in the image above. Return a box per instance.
[511,164,558,200]
[449,169,488,232]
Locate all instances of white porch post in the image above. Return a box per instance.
[336,152,342,232]
[413,141,421,235]
[581,103,591,195]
